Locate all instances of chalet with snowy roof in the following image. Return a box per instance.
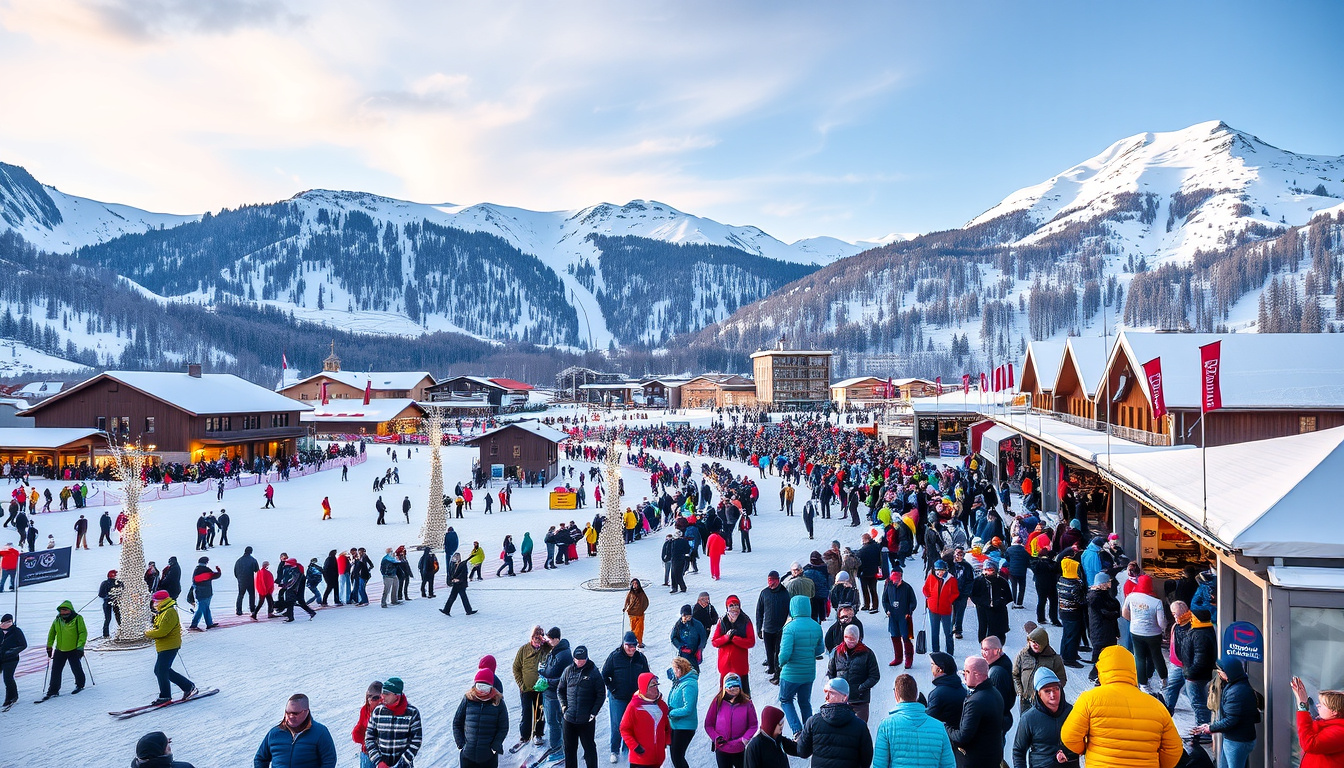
[19,365,309,464]
[14,381,69,401]
[277,343,435,403]
[463,420,567,482]
[0,427,104,471]
[1099,331,1344,447]
[751,344,832,406]
[0,396,33,428]
[679,375,757,409]
[638,378,687,408]
[1019,341,1067,411]
[1050,337,1112,422]
[301,398,426,436]
[425,376,531,414]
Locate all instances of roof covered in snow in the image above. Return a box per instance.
[464,420,569,445]
[1113,331,1344,410]
[831,377,887,389]
[15,381,67,398]
[300,398,424,424]
[23,372,314,417]
[1021,341,1067,393]
[1105,425,1344,558]
[286,371,435,392]
[1056,337,1113,398]
[0,427,104,449]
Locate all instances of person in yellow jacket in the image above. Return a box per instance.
[467,542,486,581]
[1061,645,1182,768]
[623,508,638,543]
[584,523,598,556]
[144,590,195,704]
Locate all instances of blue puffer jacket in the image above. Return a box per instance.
[1005,544,1030,580]
[872,702,955,768]
[803,564,830,602]
[538,639,572,701]
[666,670,699,731]
[778,595,824,683]
[252,719,337,768]
[1080,542,1107,587]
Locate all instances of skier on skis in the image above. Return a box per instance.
[144,591,195,705]
[41,600,87,699]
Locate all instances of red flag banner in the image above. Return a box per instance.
[962,374,970,394]
[935,376,942,394]
[980,372,987,392]
[1199,341,1222,413]
[1141,357,1167,419]
[363,380,372,406]
[1008,364,1015,389]
[320,381,329,406]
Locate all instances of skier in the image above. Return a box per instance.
[41,600,87,700]
[1,613,27,709]
[98,569,123,638]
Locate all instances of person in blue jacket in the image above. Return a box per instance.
[670,605,709,670]
[253,693,337,768]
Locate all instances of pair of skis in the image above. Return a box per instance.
[516,742,562,768]
[108,688,219,719]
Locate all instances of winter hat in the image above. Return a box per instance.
[381,677,404,695]
[930,652,957,675]
[1069,519,1082,530]
[824,677,850,697]
[479,655,496,673]
[835,571,851,583]
[473,669,494,687]
[1093,572,1112,588]
[1108,533,1119,541]
[198,556,208,564]
[547,627,562,639]
[809,551,823,566]
[286,558,299,566]
[0,614,11,623]
[760,706,785,734]
[934,560,948,570]
[637,671,658,697]
[1060,559,1080,579]
[573,645,589,661]
[1028,627,1051,649]
[1033,667,1062,691]
[1136,574,1155,595]
[1191,606,1213,623]
[1090,536,1106,547]
[723,673,742,689]
[107,570,118,578]
[725,595,740,608]
[624,630,639,645]
[151,590,169,601]
[843,624,861,640]
[767,570,780,581]
[1217,657,1245,680]
[680,604,693,616]
[135,732,170,759]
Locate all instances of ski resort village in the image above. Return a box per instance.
[2,3,1344,768]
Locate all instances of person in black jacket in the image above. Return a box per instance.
[981,636,1016,730]
[0,613,28,708]
[98,570,123,638]
[160,557,182,601]
[796,678,873,768]
[320,550,341,606]
[1193,657,1258,766]
[668,532,690,593]
[925,652,966,728]
[949,548,977,639]
[826,625,881,722]
[441,553,476,616]
[601,632,649,762]
[755,572,791,682]
[1170,604,1215,730]
[233,547,259,615]
[558,646,605,768]
[857,535,882,613]
[187,557,221,631]
[970,561,1012,644]
[131,730,197,768]
[1085,573,1121,677]
[1028,546,1060,626]
[417,547,439,598]
[1012,668,1077,768]
[454,670,511,768]
[743,705,797,768]
[823,605,864,653]
[949,656,1006,768]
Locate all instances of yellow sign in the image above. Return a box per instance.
[549,491,577,510]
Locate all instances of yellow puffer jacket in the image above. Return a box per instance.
[144,599,182,652]
[1061,646,1182,768]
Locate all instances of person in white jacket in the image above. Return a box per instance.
[1120,574,1167,692]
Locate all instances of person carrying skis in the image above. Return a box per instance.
[144,590,195,705]
[42,600,87,699]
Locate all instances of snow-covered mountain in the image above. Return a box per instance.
[691,121,1344,378]
[0,162,199,253]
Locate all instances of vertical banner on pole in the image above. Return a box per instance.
[1199,342,1222,413]
[1142,357,1167,419]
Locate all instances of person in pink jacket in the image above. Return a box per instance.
[704,673,756,766]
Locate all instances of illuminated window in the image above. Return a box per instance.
[1301,416,1318,433]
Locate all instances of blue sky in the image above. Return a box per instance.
[0,0,1339,243]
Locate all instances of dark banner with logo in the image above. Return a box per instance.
[18,546,72,587]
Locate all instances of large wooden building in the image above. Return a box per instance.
[1051,337,1111,421]
[750,345,832,406]
[20,366,309,464]
[1018,341,1067,411]
[679,375,757,409]
[301,399,426,436]
[463,421,567,482]
[278,345,434,403]
[425,376,531,414]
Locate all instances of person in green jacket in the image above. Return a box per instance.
[777,594,823,734]
[144,590,195,704]
[42,600,87,699]
[468,542,486,581]
[666,657,699,768]
[520,533,535,573]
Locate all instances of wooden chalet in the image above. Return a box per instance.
[1019,341,1067,411]
[463,420,567,482]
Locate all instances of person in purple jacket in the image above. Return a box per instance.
[704,673,757,768]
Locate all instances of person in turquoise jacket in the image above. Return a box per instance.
[520,533,535,573]
[666,657,699,768]
[873,673,956,768]
[777,594,823,734]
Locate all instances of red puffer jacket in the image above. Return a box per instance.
[620,675,671,767]
[711,613,756,680]
[1298,711,1344,768]
[923,573,959,616]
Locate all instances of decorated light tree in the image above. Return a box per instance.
[110,441,152,646]
[597,440,631,587]
[418,408,448,550]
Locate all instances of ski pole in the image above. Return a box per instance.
[82,652,95,686]
[40,653,51,696]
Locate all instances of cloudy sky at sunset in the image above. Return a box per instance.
[1,0,1340,242]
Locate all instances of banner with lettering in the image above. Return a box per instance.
[1199,341,1222,413]
[1141,357,1167,419]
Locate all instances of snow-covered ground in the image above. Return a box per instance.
[0,339,91,376]
[2,420,1196,766]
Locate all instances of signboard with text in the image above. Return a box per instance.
[18,546,72,587]
[491,464,504,480]
[1223,621,1263,663]
[549,491,577,510]
[939,441,961,458]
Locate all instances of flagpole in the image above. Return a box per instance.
[1201,414,1208,528]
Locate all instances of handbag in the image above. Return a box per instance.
[915,608,927,655]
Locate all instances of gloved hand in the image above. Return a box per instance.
[533,678,548,692]
[634,746,645,756]
[46,646,53,658]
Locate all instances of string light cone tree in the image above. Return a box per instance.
[110,441,152,646]
[418,408,448,550]
[597,440,631,588]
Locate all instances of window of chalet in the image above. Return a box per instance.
[97,416,106,431]
[145,417,155,434]
[1301,416,1318,433]
[489,439,498,456]
[513,445,521,459]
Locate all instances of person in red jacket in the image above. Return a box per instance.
[620,672,671,767]
[706,532,726,581]
[352,680,383,764]
[251,561,276,620]
[1293,677,1344,768]
[711,596,757,695]
[922,560,959,655]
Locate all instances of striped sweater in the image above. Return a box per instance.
[364,700,423,768]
